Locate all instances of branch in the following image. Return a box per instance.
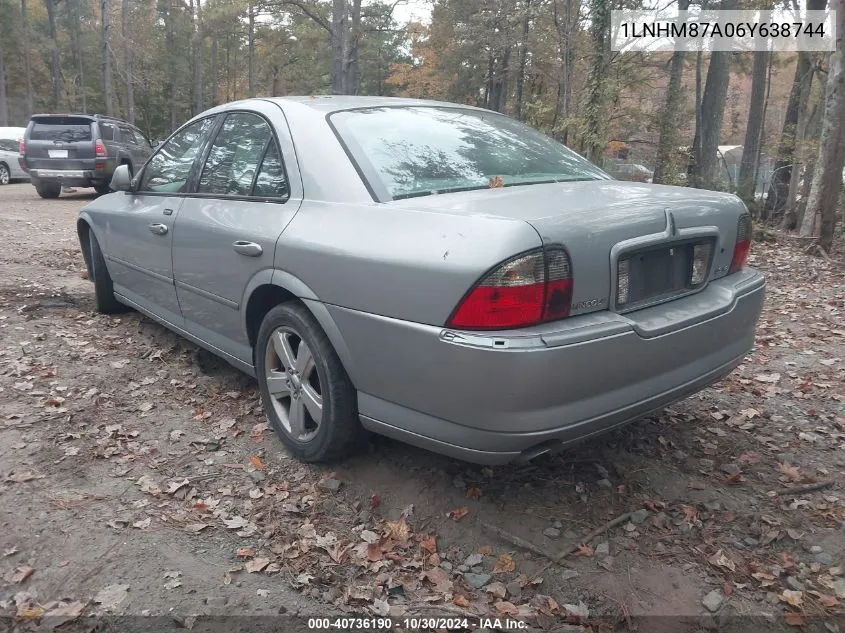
[272,0,332,34]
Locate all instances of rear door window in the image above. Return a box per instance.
[197,113,274,197]
[99,123,115,141]
[29,117,93,142]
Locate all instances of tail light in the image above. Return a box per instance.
[18,138,25,155]
[446,248,573,330]
[728,214,751,274]
[95,139,108,157]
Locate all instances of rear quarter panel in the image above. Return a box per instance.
[276,201,543,326]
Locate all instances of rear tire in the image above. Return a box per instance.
[88,228,127,314]
[95,183,111,196]
[35,182,61,199]
[256,302,361,462]
[0,164,10,185]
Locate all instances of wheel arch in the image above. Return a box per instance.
[243,270,358,386]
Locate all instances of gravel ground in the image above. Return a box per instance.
[1,182,844,632]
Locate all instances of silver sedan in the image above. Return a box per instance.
[77,97,765,464]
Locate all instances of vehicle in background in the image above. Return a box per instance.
[0,127,29,185]
[606,160,654,183]
[19,114,153,199]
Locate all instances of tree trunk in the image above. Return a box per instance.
[551,0,574,139]
[122,0,134,122]
[343,0,361,94]
[166,0,177,131]
[331,0,347,94]
[44,0,60,110]
[0,45,8,127]
[102,0,114,116]
[210,37,218,106]
[581,0,611,164]
[738,48,770,203]
[693,44,733,189]
[764,0,826,217]
[193,0,203,113]
[781,65,815,229]
[514,0,531,120]
[247,1,255,97]
[21,0,33,116]
[653,0,690,184]
[800,1,845,249]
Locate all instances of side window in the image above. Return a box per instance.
[253,140,289,198]
[119,126,134,143]
[133,129,151,150]
[197,113,272,197]
[138,117,216,193]
[0,139,17,152]
[100,124,115,141]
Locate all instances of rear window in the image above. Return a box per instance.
[29,117,93,142]
[329,106,609,201]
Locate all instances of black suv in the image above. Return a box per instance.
[19,114,153,198]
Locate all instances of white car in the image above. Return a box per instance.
[0,133,30,185]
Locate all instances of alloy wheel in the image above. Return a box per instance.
[264,326,323,441]
[0,165,9,185]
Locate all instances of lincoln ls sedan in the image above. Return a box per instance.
[77,96,765,465]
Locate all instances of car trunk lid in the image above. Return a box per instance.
[393,180,746,317]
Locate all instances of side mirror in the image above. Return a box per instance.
[110,164,133,193]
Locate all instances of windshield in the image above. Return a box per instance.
[330,106,609,201]
[30,117,93,142]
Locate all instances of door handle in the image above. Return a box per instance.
[149,223,168,235]
[232,241,263,257]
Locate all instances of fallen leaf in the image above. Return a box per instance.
[385,516,412,546]
[132,517,151,530]
[4,546,18,557]
[5,471,45,483]
[421,568,453,593]
[817,594,839,608]
[778,463,803,482]
[249,455,265,471]
[495,600,519,616]
[494,553,516,574]
[183,523,210,533]
[452,595,470,608]
[780,590,804,607]
[236,547,255,558]
[245,557,270,573]
[466,486,482,500]
[420,535,437,554]
[784,612,804,627]
[709,550,737,572]
[43,600,86,627]
[5,566,34,584]
[484,581,507,599]
[222,516,249,529]
[574,544,594,558]
[446,507,469,521]
[754,373,781,383]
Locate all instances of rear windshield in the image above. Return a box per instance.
[329,106,609,201]
[29,117,93,142]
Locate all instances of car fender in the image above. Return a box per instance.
[241,268,358,385]
[76,210,107,277]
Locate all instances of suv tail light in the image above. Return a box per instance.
[728,214,752,274]
[446,248,573,330]
[95,139,108,157]
[18,138,25,155]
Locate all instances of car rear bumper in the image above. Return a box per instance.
[326,267,765,464]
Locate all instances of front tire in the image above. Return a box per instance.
[88,228,126,314]
[35,182,61,198]
[256,302,360,462]
[0,164,10,185]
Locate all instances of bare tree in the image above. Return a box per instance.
[738,48,770,203]
[21,0,33,116]
[799,0,845,250]
[514,0,531,120]
[248,1,256,97]
[44,0,60,110]
[122,0,134,122]
[653,0,690,184]
[0,44,8,126]
[102,0,114,116]
[193,0,203,114]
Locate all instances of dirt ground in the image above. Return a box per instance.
[0,182,844,633]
